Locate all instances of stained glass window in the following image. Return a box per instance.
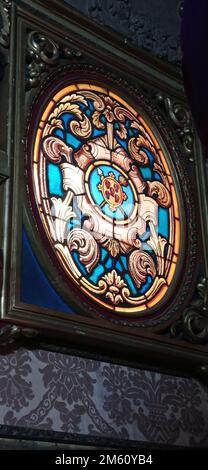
[30,83,181,319]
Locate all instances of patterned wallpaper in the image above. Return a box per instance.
[0,347,208,447]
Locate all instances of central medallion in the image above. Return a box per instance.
[86,162,136,222]
[98,168,127,212]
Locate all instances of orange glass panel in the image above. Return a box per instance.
[174,219,180,255]
[147,284,168,308]
[139,115,160,149]
[34,129,42,163]
[115,303,147,313]
[172,254,178,263]
[41,100,55,122]
[158,150,171,176]
[167,261,177,286]
[170,184,180,218]
[33,162,41,205]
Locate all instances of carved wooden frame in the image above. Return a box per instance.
[0,424,188,450]
[1,0,208,379]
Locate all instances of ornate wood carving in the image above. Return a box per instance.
[26,31,82,90]
[0,0,11,48]
[171,278,208,344]
[0,324,38,347]
[156,92,194,161]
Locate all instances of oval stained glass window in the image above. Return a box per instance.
[29,81,181,320]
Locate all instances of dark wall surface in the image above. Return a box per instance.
[63,0,182,64]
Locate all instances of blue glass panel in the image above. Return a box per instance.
[141,242,153,253]
[139,227,150,241]
[68,219,81,231]
[153,172,162,182]
[92,128,105,138]
[66,133,81,149]
[106,257,113,269]
[89,264,105,284]
[72,251,87,276]
[88,100,94,112]
[101,248,108,262]
[21,228,73,313]
[62,113,76,126]
[54,129,64,139]
[141,148,154,164]
[139,275,153,294]
[120,255,128,270]
[100,115,106,124]
[158,207,169,238]
[79,103,87,111]
[115,260,123,273]
[73,199,82,219]
[124,273,137,296]
[47,163,64,196]
[102,202,119,219]
[116,137,128,151]
[128,128,138,138]
[140,167,152,180]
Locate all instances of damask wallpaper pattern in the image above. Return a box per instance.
[0,347,207,447]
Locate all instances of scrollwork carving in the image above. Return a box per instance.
[171,278,208,344]
[0,0,11,48]
[26,31,59,90]
[0,324,38,347]
[156,93,194,161]
[26,31,82,90]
